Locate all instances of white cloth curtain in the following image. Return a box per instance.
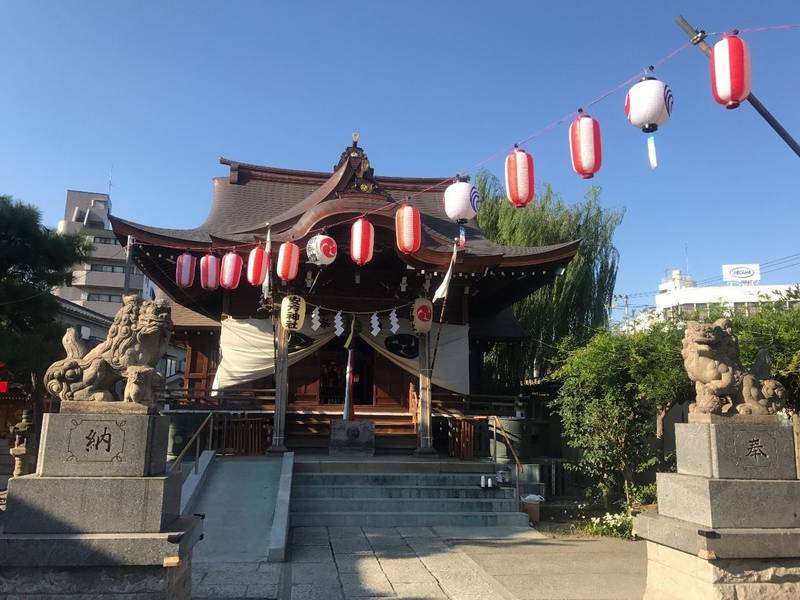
[357,320,470,395]
[211,315,470,395]
[211,317,334,392]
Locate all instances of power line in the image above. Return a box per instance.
[615,251,800,299]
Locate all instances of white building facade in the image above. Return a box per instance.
[54,190,144,317]
[655,264,796,319]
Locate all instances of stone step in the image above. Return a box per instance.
[292,484,517,499]
[293,460,498,474]
[293,472,497,487]
[290,511,529,528]
[286,433,417,448]
[291,497,519,513]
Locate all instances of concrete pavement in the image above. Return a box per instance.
[286,525,515,600]
[448,528,647,600]
[190,519,646,599]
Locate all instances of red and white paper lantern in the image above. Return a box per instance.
[175,252,196,288]
[412,298,433,334]
[711,34,751,109]
[219,251,243,289]
[569,112,602,179]
[306,235,337,266]
[350,218,374,266]
[247,245,269,286]
[276,241,300,282]
[443,180,479,222]
[504,146,535,207]
[395,204,421,255]
[200,254,220,291]
[624,76,673,133]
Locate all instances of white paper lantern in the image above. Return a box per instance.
[624,76,673,133]
[412,298,433,334]
[306,235,337,266]
[443,181,480,223]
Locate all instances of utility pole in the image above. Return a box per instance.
[676,15,800,158]
[123,234,134,295]
[612,293,630,328]
[622,294,630,327]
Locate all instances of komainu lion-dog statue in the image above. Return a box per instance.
[681,318,787,415]
[44,295,172,408]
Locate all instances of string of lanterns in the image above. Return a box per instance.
[171,32,758,293]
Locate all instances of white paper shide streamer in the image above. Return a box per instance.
[334,311,345,336]
[647,135,658,169]
[370,313,380,337]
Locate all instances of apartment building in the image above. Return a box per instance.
[54,190,143,317]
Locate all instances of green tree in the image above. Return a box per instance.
[0,196,91,427]
[629,319,693,466]
[476,172,623,388]
[731,290,800,411]
[551,331,655,508]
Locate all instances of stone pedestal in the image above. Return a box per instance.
[36,413,169,477]
[330,419,375,456]
[0,411,202,599]
[634,415,800,599]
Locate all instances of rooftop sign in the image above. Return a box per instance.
[722,263,760,283]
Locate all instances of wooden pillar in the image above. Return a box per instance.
[269,321,289,452]
[415,333,436,456]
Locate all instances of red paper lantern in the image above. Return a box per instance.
[175,252,196,288]
[711,34,751,109]
[395,204,421,255]
[569,112,602,179]
[276,241,300,281]
[220,251,243,289]
[350,218,374,266]
[504,147,535,207]
[200,254,220,290]
[247,245,269,286]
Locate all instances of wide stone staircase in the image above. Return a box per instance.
[290,459,538,527]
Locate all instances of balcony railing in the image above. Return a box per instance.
[159,387,277,412]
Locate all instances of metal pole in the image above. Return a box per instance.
[194,434,200,474]
[492,416,497,463]
[122,235,134,294]
[676,15,800,158]
[343,347,354,422]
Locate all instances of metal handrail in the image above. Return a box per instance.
[169,411,214,475]
[492,415,524,511]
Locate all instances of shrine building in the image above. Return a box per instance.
[109,139,579,454]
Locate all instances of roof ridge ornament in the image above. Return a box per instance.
[332,133,391,198]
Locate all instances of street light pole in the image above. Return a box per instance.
[676,15,800,159]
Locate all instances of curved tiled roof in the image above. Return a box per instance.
[110,144,580,274]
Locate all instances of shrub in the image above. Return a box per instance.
[629,483,658,507]
[585,512,633,539]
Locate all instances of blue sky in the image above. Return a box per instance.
[2,1,799,316]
